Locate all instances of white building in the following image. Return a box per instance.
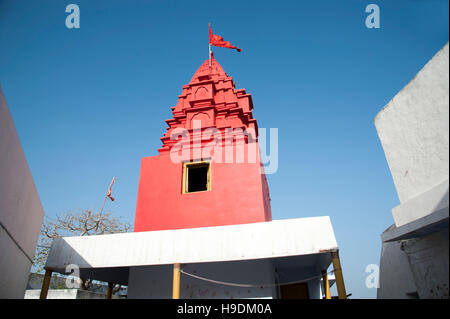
[0,85,45,298]
[375,43,449,299]
[41,216,345,299]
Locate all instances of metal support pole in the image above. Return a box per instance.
[321,270,331,299]
[331,251,347,299]
[209,43,212,68]
[172,263,181,299]
[39,270,53,299]
[106,282,114,299]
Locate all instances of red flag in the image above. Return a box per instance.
[209,24,242,52]
[106,176,115,201]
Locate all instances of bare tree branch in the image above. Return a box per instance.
[32,209,131,294]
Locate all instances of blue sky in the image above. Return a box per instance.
[0,0,448,298]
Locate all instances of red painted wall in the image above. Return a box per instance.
[134,56,272,232]
[134,151,271,231]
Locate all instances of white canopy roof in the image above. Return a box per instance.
[45,216,338,285]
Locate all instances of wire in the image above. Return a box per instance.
[179,269,334,288]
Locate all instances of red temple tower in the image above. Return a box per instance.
[134,56,272,232]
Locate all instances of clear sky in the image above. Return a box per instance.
[0,0,448,298]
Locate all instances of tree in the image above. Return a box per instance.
[33,210,132,293]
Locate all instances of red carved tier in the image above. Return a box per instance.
[158,54,258,154]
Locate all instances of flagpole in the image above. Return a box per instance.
[209,43,212,68]
[99,195,108,215]
[208,23,212,68]
[100,176,115,215]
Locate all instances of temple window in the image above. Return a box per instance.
[183,161,211,193]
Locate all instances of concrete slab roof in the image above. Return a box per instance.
[382,207,449,242]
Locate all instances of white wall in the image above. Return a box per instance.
[128,259,277,299]
[24,289,121,299]
[127,258,326,299]
[0,85,44,298]
[402,229,449,299]
[379,228,449,299]
[375,43,449,204]
[377,239,419,299]
[375,42,449,226]
[24,289,78,299]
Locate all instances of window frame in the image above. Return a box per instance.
[182,160,212,194]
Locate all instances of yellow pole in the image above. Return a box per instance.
[39,270,52,299]
[106,282,114,299]
[331,251,347,299]
[321,270,331,299]
[172,263,181,299]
